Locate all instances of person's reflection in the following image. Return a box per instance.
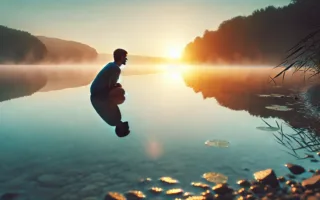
[90,87,130,137]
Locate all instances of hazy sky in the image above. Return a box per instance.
[1,0,292,57]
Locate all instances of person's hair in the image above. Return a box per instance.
[113,48,127,62]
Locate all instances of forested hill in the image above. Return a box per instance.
[182,0,320,65]
[37,36,98,63]
[0,26,98,64]
[0,25,47,64]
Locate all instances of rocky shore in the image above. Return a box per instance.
[0,152,319,200]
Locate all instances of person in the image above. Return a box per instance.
[90,48,128,98]
[90,48,130,137]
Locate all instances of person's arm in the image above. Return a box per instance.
[108,67,121,88]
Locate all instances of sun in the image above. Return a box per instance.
[167,47,182,59]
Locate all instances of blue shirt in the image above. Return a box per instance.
[90,62,121,95]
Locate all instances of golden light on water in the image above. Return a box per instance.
[145,140,163,159]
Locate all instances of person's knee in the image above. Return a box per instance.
[110,87,125,96]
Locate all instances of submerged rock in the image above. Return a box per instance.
[285,163,306,175]
[253,169,279,188]
[204,140,229,148]
[202,172,228,184]
[191,182,210,189]
[159,176,178,184]
[125,191,146,199]
[149,187,163,194]
[166,188,184,195]
[104,192,126,200]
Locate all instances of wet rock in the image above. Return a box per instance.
[302,175,320,189]
[291,186,303,194]
[317,152,320,156]
[185,196,206,200]
[182,192,194,198]
[104,192,126,200]
[286,180,296,186]
[201,190,214,199]
[37,174,65,187]
[285,163,306,175]
[165,188,184,196]
[125,191,145,199]
[212,183,233,195]
[149,187,163,194]
[191,182,210,190]
[264,185,276,193]
[237,179,251,187]
[309,169,316,173]
[237,188,249,196]
[245,194,256,200]
[159,177,178,184]
[316,170,320,175]
[253,169,279,188]
[277,176,286,183]
[249,185,264,194]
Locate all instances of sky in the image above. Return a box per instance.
[1,0,292,57]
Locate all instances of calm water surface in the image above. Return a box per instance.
[0,64,319,199]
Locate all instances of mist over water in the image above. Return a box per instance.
[0,63,319,200]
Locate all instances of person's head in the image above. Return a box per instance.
[113,48,128,66]
[115,121,130,137]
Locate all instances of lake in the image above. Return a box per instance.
[0,64,319,200]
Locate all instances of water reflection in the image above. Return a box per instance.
[181,66,320,133]
[0,66,47,102]
[181,66,320,158]
[90,89,130,138]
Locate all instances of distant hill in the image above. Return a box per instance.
[182,0,320,65]
[0,25,47,64]
[0,25,99,64]
[37,36,98,63]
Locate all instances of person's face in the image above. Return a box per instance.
[121,54,128,65]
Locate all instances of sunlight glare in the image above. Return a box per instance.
[167,46,182,59]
